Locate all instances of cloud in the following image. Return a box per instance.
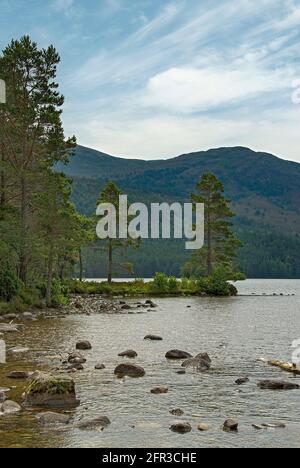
[65,105,300,162]
[52,0,74,13]
[141,66,292,113]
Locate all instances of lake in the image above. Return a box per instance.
[0,279,300,448]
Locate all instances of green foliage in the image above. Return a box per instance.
[149,273,180,294]
[197,268,238,296]
[51,279,70,307]
[0,265,21,301]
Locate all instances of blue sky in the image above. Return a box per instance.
[1,0,300,161]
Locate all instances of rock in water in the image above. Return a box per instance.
[76,341,92,351]
[23,373,80,409]
[118,350,138,358]
[7,371,29,380]
[223,419,239,431]
[68,352,86,364]
[182,353,211,371]
[145,300,158,308]
[1,400,21,414]
[151,386,169,394]
[170,422,192,434]
[36,412,71,426]
[114,363,145,378]
[197,423,211,432]
[95,364,106,370]
[165,350,192,360]
[76,416,111,430]
[170,409,184,416]
[235,377,249,385]
[144,335,163,341]
[258,380,300,390]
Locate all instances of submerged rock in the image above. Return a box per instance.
[182,353,211,371]
[75,416,111,430]
[114,363,145,378]
[258,380,300,390]
[76,341,92,351]
[145,300,158,308]
[235,377,249,385]
[68,352,86,365]
[151,386,169,394]
[170,409,184,416]
[144,335,163,341]
[7,371,30,380]
[36,412,71,426]
[95,364,106,370]
[197,423,211,432]
[170,422,192,434]
[1,400,21,414]
[166,350,192,360]
[23,373,80,409]
[223,419,239,432]
[118,350,138,359]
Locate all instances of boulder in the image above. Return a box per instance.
[76,341,92,351]
[114,363,145,378]
[68,352,86,364]
[75,416,111,430]
[23,373,80,409]
[235,377,249,385]
[121,304,131,310]
[95,364,106,370]
[223,419,238,431]
[144,335,163,341]
[145,300,158,308]
[258,380,300,390]
[182,353,211,371]
[66,363,84,371]
[170,409,184,416]
[166,350,192,360]
[151,386,169,394]
[170,422,192,434]
[1,400,21,414]
[36,412,71,426]
[197,423,211,432]
[118,350,138,359]
[0,392,6,403]
[7,371,30,380]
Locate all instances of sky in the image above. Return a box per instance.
[1,0,300,161]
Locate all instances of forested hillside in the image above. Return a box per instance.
[57,145,300,279]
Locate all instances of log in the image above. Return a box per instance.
[266,359,300,375]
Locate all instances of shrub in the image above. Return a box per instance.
[150,273,169,294]
[168,276,179,293]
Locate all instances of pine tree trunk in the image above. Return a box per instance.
[46,244,54,307]
[207,207,213,276]
[0,143,6,207]
[108,240,113,283]
[19,176,29,284]
[79,248,83,282]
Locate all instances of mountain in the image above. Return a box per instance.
[57,145,300,278]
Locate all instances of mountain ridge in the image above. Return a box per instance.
[57,144,300,278]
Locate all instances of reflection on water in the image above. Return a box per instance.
[0,280,300,448]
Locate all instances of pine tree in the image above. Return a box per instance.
[96,182,139,283]
[183,173,242,278]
